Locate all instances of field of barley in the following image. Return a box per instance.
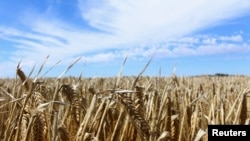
[0,62,250,141]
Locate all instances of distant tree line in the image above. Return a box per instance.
[214,73,229,77]
[189,73,244,78]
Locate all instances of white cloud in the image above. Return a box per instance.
[202,38,217,45]
[219,35,243,42]
[79,0,250,41]
[83,52,118,62]
[85,34,250,59]
[62,34,250,62]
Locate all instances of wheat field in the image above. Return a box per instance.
[0,61,250,141]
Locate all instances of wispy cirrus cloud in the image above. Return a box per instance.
[79,0,250,39]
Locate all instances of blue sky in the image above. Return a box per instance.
[0,0,250,78]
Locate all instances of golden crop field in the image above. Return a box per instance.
[0,63,250,141]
